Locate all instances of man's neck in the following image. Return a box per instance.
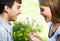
[0,13,10,23]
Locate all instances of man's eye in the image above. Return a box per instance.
[40,8,44,12]
[17,6,20,9]
[17,7,20,9]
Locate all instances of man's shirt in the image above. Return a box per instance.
[0,17,13,41]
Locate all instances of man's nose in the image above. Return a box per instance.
[18,8,22,14]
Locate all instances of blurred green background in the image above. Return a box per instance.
[11,0,49,41]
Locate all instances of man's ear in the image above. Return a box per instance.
[4,5,10,13]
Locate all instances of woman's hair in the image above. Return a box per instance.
[39,0,60,22]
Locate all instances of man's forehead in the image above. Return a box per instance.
[13,1,21,6]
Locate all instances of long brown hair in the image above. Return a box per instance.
[39,0,60,23]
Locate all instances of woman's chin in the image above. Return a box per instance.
[46,19,51,23]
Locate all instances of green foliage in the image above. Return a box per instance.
[12,21,32,41]
[12,17,47,41]
[11,16,48,41]
[12,20,44,41]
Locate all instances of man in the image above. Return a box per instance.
[0,0,22,41]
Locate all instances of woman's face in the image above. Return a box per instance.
[40,6,52,22]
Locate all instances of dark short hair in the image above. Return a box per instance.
[0,0,22,13]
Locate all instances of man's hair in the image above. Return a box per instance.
[0,0,22,13]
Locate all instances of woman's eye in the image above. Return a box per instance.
[40,8,44,12]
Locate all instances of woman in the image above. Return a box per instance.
[28,0,60,41]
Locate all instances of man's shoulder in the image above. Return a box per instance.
[0,22,3,27]
[0,23,5,31]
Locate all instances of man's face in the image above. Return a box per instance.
[8,1,21,21]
